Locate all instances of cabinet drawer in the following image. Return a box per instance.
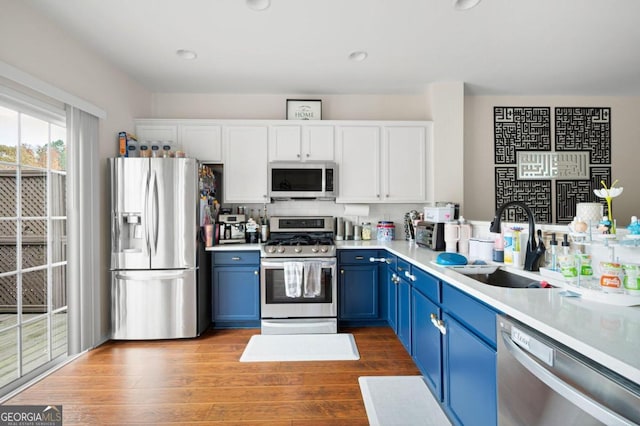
[339,250,380,264]
[396,258,411,275]
[442,283,497,347]
[213,251,260,266]
[411,267,440,303]
[385,254,397,271]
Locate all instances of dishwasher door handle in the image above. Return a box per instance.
[501,331,635,426]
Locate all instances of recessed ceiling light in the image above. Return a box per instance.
[176,49,197,60]
[348,51,368,62]
[246,0,270,11]
[454,0,482,10]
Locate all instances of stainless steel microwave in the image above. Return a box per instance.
[268,161,337,200]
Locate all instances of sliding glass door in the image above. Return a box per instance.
[0,103,67,389]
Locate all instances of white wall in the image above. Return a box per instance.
[151,93,431,120]
[464,96,640,225]
[0,0,152,345]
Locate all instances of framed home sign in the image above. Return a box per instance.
[286,99,322,120]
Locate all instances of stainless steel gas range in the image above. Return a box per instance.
[260,216,337,334]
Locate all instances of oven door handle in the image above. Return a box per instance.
[261,259,337,268]
[500,330,634,426]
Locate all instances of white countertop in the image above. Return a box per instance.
[207,240,640,385]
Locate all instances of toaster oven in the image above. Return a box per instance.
[415,221,446,251]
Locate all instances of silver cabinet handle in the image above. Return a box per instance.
[500,331,633,425]
[254,270,258,275]
[231,256,241,261]
[404,270,416,281]
[355,256,364,260]
[369,257,388,263]
[430,313,446,335]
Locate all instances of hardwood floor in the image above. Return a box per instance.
[5,327,420,425]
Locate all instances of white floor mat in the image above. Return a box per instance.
[239,333,360,362]
[359,376,452,426]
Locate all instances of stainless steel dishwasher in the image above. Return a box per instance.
[497,315,640,425]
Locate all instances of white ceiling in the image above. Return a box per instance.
[24,0,640,96]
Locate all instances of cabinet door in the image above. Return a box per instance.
[303,125,335,161]
[387,268,398,333]
[335,125,381,202]
[444,313,497,426]
[412,288,443,401]
[180,125,222,162]
[135,124,178,145]
[397,276,412,354]
[223,125,269,203]
[269,125,302,161]
[212,266,260,322]
[339,264,379,320]
[382,125,428,202]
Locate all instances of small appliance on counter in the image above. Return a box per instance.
[218,214,246,244]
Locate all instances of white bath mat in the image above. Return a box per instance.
[359,376,452,426]
[239,333,360,362]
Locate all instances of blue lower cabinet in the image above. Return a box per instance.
[443,312,497,426]
[212,266,260,327]
[386,267,398,333]
[412,288,443,401]
[339,264,379,320]
[397,276,412,354]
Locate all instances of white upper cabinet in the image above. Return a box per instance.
[179,125,222,162]
[382,124,430,202]
[133,119,431,204]
[335,125,381,202]
[269,124,335,162]
[223,125,269,204]
[336,122,431,203]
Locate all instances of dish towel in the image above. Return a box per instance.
[304,261,322,298]
[284,261,304,298]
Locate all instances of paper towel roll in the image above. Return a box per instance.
[343,204,370,217]
[576,203,603,225]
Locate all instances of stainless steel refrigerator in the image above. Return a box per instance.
[109,157,210,339]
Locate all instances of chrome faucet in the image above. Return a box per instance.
[489,201,546,271]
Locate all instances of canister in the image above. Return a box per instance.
[377,221,395,241]
[599,262,623,293]
[361,222,372,240]
[622,264,640,295]
[354,225,362,241]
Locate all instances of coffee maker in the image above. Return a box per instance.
[218,214,246,244]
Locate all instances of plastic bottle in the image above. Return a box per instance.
[503,230,513,265]
[561,233,570,255]
[549,233,558,271]
[558,234,577,282]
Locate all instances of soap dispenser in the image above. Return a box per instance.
[548,233,558,271]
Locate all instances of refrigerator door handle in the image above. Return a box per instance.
[150,170,159,255]
[114,272,189,281]
[143,169,150,253]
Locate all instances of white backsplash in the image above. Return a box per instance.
[227,201,426,239]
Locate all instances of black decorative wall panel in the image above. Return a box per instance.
[555,107,611,164]
[494,106,612,224]
[555,167,610,224]
[494,107,551,164]
[495,167,552,223]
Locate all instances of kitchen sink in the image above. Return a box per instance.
[466,269,554,289]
